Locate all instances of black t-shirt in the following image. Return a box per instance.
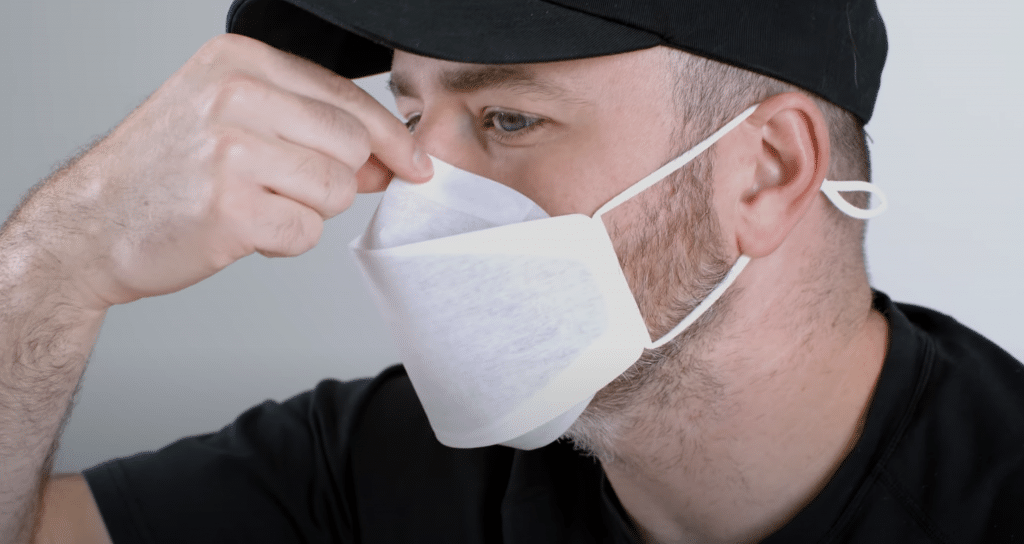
[84,292,1024,543]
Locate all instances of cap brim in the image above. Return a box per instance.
[228,0,663,79]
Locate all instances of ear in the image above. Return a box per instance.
[733,93,830,258]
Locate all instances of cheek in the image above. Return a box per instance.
[489,148,608,217]
[506,141,642,217]
[487,107,674,217]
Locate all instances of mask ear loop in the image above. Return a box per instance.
[647,254,751,349]
[593,104,760,220]
[587,103,759,349]
[821,180,889,219]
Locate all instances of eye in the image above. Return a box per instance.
[487,111,538,132]
[404,114,421,134]
[482,109,546,141]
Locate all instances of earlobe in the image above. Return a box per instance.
[735,93,830,258]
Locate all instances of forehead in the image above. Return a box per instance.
[388,48,673,103]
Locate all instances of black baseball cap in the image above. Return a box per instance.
[227,0,887,123]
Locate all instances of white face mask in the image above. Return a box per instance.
[350,104,887,450]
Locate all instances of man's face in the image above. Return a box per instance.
[389,49,735,459]
[388,48,731,338]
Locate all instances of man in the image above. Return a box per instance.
[1,1,1021,543]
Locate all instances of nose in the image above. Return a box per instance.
[408,109,489,181]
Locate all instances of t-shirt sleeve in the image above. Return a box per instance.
[83,374,381,544]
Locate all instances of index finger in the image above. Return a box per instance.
[240,37,433,186]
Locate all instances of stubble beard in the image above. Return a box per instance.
[560,155,734,474]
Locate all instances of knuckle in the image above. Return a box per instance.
[292,152,326,182]
[218,71,262,100]
[193,36,225,65]
[206,72,263,120]
[342,119,372,162]
[321,164,357,217]
[293,154,354,218]
[206,132,261,202]
[208,33,242,50]
[194,34,248,66]
[314,102,370,162]
[305,105,371,168]
[208,127,251,169]
[216,33,252,49]
[277,212,322,256]
[310,160,340,213]
[348,132,374,170]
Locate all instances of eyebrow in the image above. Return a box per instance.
[387,65,576,101]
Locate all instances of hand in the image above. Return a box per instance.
[35,33,432,310]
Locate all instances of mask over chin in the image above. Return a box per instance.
[350,105,887,450]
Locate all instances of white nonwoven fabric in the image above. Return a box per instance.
[350,157,650,449]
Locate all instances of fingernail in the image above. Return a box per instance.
[414,148,433,178]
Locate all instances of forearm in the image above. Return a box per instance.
[0,32,420,542]
[0,174,107,544]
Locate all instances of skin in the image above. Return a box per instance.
[0,35,887,544]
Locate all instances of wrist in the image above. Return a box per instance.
[1,173,114,314]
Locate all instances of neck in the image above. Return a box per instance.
[572,269,889,544]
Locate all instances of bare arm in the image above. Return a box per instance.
[0,33,430,544]
[0,153,109,543]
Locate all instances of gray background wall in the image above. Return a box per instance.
[1,1,1021,473]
